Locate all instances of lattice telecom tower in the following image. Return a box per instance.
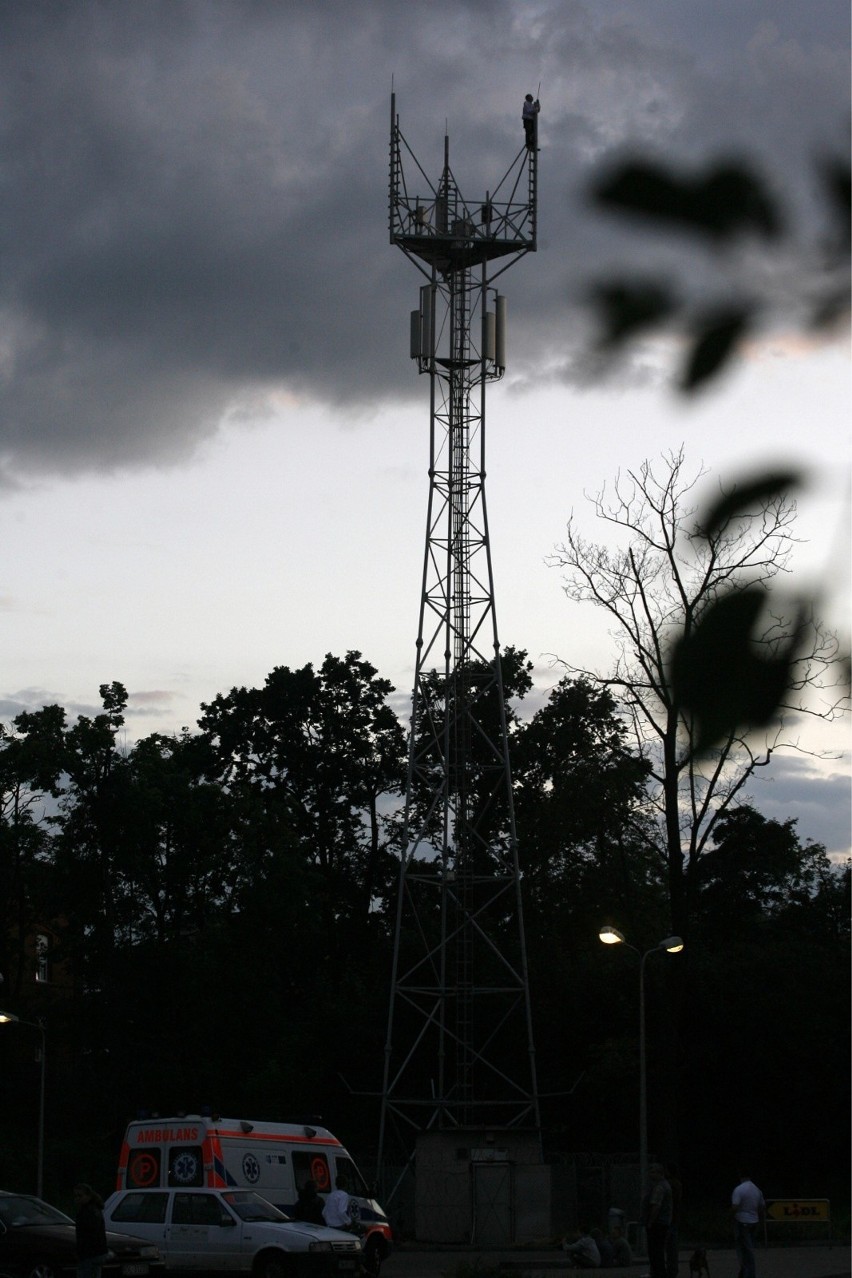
[378,95,541,1203]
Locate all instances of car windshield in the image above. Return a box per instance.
[221,1192,290,1223]
[0,1196,73,1228]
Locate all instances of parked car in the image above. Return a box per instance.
[0,1191,164,1278]
[103,1188,362,1278]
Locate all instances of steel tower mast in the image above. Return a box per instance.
[379,95,541,1197]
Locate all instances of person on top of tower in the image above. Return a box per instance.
[522,93,540,149]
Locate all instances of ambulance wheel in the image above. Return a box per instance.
[363,1239,384,1277]
[252,1250,295,1278]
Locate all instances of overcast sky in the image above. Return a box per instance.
[1,0,849,855]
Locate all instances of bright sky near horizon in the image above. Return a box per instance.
[1,1,849,856]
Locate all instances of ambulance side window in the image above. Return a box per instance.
[168,1146,204,1187]
[293,1151,331,1194]
[335,1158,367,1196]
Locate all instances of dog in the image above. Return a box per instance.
[688,1248,710,1278]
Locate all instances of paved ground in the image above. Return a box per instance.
[388,1243,850,1278]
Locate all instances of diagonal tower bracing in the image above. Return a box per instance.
[378,95,541,1196]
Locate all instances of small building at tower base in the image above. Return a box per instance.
[414,1129,550,1244]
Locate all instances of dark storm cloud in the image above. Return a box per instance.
[0,687,102,722]
[748,753,851,860]
[0,0,848,477]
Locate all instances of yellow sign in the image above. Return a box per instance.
[766,1199,830,1223]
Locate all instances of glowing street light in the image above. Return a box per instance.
[0,1012,46,1198]
[598,927,684,1251]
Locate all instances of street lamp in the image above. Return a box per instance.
[598,927,683,1252]
[0,1012,46,1198]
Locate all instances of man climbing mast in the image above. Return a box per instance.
[522,91,540,149]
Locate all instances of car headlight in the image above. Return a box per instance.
[309,1241,333,1252]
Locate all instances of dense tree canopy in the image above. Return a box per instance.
[0,650,847,1216]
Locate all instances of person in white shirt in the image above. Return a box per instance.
[562,1227,600,1269]
[323,1176,352,1229]
[731,1170,766,1278]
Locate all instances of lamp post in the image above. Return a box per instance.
[598,926,683,1253]
[0,1011,46,1197]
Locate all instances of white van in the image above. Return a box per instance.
[116,1116,392,1272]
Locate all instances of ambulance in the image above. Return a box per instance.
[117,1115,392,1272]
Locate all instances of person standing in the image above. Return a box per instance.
[322,1175,352,1229]
[73,1183,108,1278]
[731,1169,766,1278]
[522,94,540,149]
[294,1178,325,1225]
[643,1163,673,1278]
[665,1163,683,1278]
